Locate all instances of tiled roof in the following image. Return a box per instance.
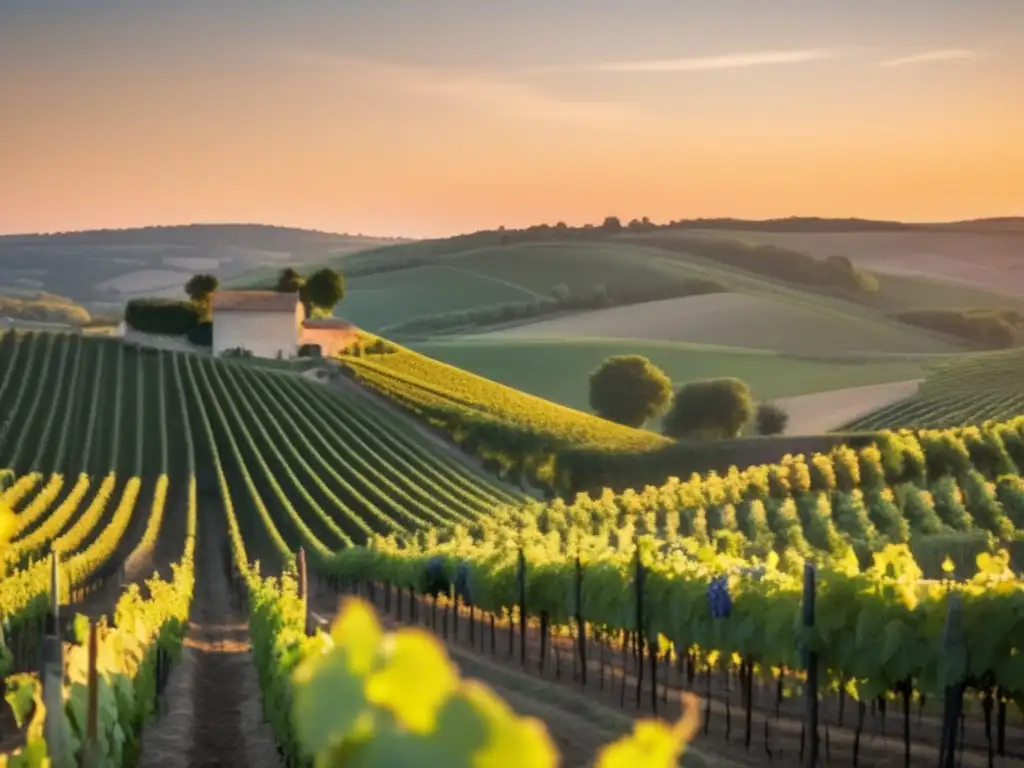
[211,291,298,312]
[301,317,354,331]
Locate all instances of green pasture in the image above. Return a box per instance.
[408,336,941,422]
[331,240,967,355]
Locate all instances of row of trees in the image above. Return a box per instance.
[273,266,346,313]
[588,355,788,439]
[186,267,346,316]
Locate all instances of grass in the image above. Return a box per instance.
[843,347,1024,431]
[408,336,941,426]
[328,239,966,356]
[341,265,538,331]
[474,292,959,355]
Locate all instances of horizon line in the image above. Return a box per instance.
[3,214,1021,241]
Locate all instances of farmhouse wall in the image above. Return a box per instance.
[213,310,298,359]
[299,326,356,357]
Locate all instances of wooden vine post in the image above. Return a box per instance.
[633,546,647,711]
[802,562,819,768]
[83,622,99,768]
[517,547,527,666]
[575,555,586,686]
[938,593,966,768]
[42,551,64,763]
[297,548,311,636]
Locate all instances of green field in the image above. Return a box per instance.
[342,264,540,330]
[335,240,968,355]
[474,293,962,355]
[408,336,939,420]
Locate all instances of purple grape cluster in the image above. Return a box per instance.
[707,575,733,619]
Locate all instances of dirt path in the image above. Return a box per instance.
[311,584,1022,768]
[139,508,279,768]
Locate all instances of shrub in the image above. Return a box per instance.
[187,321,213,347]
[365,338,395,355]
[755,402,789,436]
[124,299,201,336]
[276,267,304,293]
[663,378,753,439]
[588,355,673,428]
[893,309,1020,348]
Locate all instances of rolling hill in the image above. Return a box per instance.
[0,224,404,316]
[403,335,937,431]
[215,219,1024,435]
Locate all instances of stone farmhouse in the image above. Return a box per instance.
[210,290,354,359]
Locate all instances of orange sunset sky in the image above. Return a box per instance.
[1,1,1021,238]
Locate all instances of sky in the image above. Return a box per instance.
[1,0,1021,238]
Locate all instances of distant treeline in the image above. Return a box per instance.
[0,223,406,250]
[894,309,1024,349]
[616,235,878,294]
[379,278,728,337]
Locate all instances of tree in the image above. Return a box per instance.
[303,268,346,312]
[755,402,789,436]
[662,378,753,439]
[276,267,304,293]
[601,216,622,232]
[588,355,673,428]
[185,273,218,303]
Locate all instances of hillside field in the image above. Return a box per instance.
[336,240,980,355]
[405,335,939,427]
[0,224,400,314]
[632,228,1024,300]
[845,346,1024,431]
[1,329,1023,766]
[474,292,960,355]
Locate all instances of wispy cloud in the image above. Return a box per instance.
[878,49,982,67]
[273,50,639,123]
[531,48,838,74]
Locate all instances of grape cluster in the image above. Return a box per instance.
[707,575,733,619]
[454,562,472,605]
[424,555,448,597]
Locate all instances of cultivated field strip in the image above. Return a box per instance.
[846,347,1024,430]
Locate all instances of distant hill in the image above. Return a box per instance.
[0,223,409,315]
[656,216,1024,234]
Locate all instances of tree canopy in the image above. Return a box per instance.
[662,378,753,439]
[755,402,789,436]
[185,273,219,303]
[276,267,304,293]
[302,267,346,311]
[588,355,673,428]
